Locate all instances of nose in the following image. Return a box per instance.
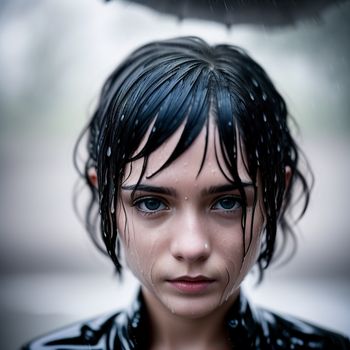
[170,211,211,263]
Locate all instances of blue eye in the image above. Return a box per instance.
[212,196,241,211]
[134,197,168,214]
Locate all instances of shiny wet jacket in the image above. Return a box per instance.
[23,291,350,349]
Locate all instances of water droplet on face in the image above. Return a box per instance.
[120,114,125,121]
[249,92,255,101]
[107,147,111,157]
[184,196,188,201]
[204,243,209,250]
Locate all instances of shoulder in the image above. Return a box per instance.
[21,310,127,350]
[256,306,350,349]
[22,291,148,350]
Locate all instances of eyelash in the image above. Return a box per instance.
[132,196,169,216]
[132,195,242,217]
[211,195,242,215]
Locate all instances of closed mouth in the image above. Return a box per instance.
[169,275,214,283]
[167,276,215,293]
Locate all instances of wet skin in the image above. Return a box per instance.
[117,120,265,322]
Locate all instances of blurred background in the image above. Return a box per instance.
[0,0,349,348]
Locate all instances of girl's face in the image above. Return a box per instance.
[117,120,265,319]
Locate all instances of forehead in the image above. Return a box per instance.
[122,118,252,187]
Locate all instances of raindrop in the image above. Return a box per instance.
[117,138,120,144]
[277,144,281,152]
[262,92,267,101]
[135,119,139,126]
[249,92,255,101]
[266,207,271,216]
[103,231,107,237]
[263,114,267,122]
[111,198,115,214]
[255,149,259,158]
[107,147,111,157]
[122,153,126,159]
[104,173,108,185]
[152,126,156,133]
[120,114,125,121]
[276,339,284,347]
[274,174,278,183]
[252,78,259,87]
[228,121,232,127]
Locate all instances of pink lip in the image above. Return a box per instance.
[168,276,215,294]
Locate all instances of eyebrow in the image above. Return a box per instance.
[202,183,254,196]
[121,184,177,196]
[121,182,254,197]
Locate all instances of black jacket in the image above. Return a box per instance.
[23,291,350,349]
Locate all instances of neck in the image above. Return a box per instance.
[142,287,239,350]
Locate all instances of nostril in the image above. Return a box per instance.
[171,240,211,263]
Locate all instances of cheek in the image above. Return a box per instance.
[222,209,264,289]
[239,208,265,276]
[117,209,160,287]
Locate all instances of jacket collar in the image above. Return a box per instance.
[122,289,260,349]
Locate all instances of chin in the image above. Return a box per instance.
[163,294,223,319]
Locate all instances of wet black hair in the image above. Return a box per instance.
[74,36,313,281]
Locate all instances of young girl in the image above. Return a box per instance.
[24,37,350,349]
